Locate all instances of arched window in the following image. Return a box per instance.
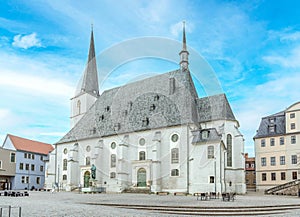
[171,169,179,176]
[63,159,67,170]
[111,154,116,168]
[139,151,146,161]
[77,100,81,115]
[227,134,232,167]
[62,175,67,180]
[110,172,116,179]
[86,157,90,166]
[207,146,214,159]
[171,148,179,164]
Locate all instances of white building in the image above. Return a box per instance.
[47,25,246,194]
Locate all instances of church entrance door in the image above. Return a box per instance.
[137,168,146,187]
[84,171,91,187]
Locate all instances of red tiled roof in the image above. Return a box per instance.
[8,134,54,155]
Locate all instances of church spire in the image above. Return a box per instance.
[81,25,99,96]
[179,21,189,71]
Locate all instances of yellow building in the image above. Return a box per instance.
[254,102,300,192]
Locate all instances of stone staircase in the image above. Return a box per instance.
[123,187,150,194]
[265,179,300,195]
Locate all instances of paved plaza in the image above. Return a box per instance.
[1,191,300,216]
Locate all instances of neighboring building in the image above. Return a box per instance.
[47,25,246,194]
[0,147,16,190]
[245,153,256,191]
[1,134,54,190]
[254,102,300,192]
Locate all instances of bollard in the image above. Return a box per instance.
[0,207,2,217]
[8,205,11,217]
[19,207,22,217]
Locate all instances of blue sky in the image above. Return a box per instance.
[1,0,300,156]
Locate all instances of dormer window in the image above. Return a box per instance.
[150,104,156,111]
[154,95,160,101]
[269,125,275,133]
[201,130,209,139]
[99,115,104,121]
[105,106,110,112]
[269,118,275,124]
[142,117,149,127]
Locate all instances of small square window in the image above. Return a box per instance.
[209,176,215,183]
[270,157,276,166]
[291,135,296,144]
[290,113,295,119]
[280,137,284,145]
[291,123,296,130]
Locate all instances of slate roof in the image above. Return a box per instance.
[253,111,286,139]
[74,29,99,98]
[6,134,54,155]
[197,94,236,122]
[57,68,237,144]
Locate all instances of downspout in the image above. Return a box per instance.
[54,144,57,185]
[220,142,222,193]
[187,124,190,194]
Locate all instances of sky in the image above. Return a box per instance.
[1,0,300,156]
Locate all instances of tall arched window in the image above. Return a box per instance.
[171,148,179,164]
[111,154,116,168]
[207,146,214,159]
[227,134,232,167]
[77,100,81,115]
[63,159,67,170]
[86,157,90,166]
[139,151,146,161]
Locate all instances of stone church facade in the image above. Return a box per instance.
[46,25,246,194]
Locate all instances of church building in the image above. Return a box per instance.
[47,24,246,194]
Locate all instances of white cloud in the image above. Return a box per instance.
[0,71,73,97]
[12,32,42,49]
[39,132,66,137]
[263,46,300,68]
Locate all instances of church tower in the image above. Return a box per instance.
[70,27,99,128]
[179,21,189,71]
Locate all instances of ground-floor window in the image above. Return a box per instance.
[171,169,179,177]
[271,173,276,181]
[292,171,297,180]
[62,175,67,180]
[281,172,286,180]
[21,176,25,183]
[36,177,40,184]
[262,173,266,181]
[209,176,214,183]
[110,172,116,179]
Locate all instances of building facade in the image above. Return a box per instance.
[48,26,246,194]
[1,134,54,190]
[245,153,256,191]
[254,102,300,192]
[0,147,16,190]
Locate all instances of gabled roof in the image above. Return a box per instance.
[5,134,54,155]
[197,94,236,122]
